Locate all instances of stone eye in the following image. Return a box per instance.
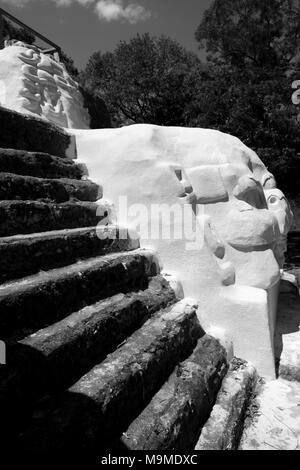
[268,195,279,205]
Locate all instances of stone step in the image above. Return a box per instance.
[239,378,300,450]
[0,106,76,158]
[0,149,83,180]
[0,249,160,341]
[20,300,202,451]
[0,173,101,203]
[275,286,300,382]
[0,200,104,237]
[195,358,257,450]
[120,335,228,451]
[285,231,300,269]
[0,276,177,443]
[20,275,177,388]
[279,333,300,382]
[0,226,139,284]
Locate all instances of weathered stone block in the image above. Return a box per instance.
[0,200,101,237]
[21,302,202,451]
[279,333,300,382]
[0,149,83,180]
[120,334,228,450]
[195,358,257,450]
[0,173,101,203]
[0,249,160,340]
[0,106,76,158]
[0,226,139,283]
[239,378,300,450]
[0,276,176,441]
[19,275,176,388]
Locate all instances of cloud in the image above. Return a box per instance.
[1,0,32,7]
[1,0,151,23]
[95,0,151,24]
[1,0,95,7]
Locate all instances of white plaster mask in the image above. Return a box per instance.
[178,153,293,289]
[73,125,293,293]
[73,124,293,378]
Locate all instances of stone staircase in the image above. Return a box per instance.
[0,107,235,452]
[1,107,277,453]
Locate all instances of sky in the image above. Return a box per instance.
[0,0,212,69]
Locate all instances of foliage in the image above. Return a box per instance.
[59,50,79,79]
[81,33,203,127]
[3,18,35,45]
[193,0,300,195]
[195,0,300,69]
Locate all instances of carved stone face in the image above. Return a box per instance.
[175,148,293,289]
[73,124,291,379]
[74,124,293,294]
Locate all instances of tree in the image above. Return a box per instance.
[3,18,35,45]
[81,33,203,127]
[193,0,300,196]
[59,50,79,79]
[195,0,300,69]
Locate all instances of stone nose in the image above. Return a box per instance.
[233,175,267,209]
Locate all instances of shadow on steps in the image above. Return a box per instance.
[274,284,300,377]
